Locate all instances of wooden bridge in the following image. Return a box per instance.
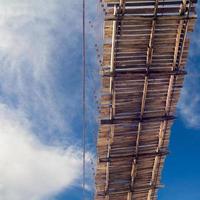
[95,0,197,199]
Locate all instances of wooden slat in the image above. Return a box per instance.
[95,0,197,199]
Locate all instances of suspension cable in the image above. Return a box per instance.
[82,0,86,199]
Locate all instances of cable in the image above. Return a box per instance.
[82,0,86,199]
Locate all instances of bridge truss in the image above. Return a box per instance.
[95,0,197,199]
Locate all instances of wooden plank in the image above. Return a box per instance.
[95,0,197,199]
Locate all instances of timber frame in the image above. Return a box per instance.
[95,0,197,200]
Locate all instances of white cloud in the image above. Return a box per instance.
[0,0,100,199]
[0,0,83,140]
[179,86,200,128]
[0,0,96,199]
[178,9,200,128]
[0,103,82,200]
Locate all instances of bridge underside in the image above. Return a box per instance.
[95,0,197,200]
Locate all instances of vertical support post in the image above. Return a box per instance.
[105,5,117,199]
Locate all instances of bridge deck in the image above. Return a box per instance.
[95,0,197,199]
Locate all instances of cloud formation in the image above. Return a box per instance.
[0,103,82,200]
[178,9,200,128]
[0,0,100,140]
[0,1,91,199]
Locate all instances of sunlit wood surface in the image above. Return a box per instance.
[95,0,197,199]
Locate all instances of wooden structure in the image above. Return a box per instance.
[95,0,197,199]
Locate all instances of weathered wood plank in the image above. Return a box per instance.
[95,0,197,199]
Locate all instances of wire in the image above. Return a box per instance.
[82,0,86,199]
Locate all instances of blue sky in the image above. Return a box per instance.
[0,1,199,200]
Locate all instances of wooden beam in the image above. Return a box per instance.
[99,150,169,162]
[146,3,191,198]
[105,6,118,199]
[102,69,187,77]
[105,14,197,21]
[128,2,158,199]
[101,115,176,125]
[119,0,126,14]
